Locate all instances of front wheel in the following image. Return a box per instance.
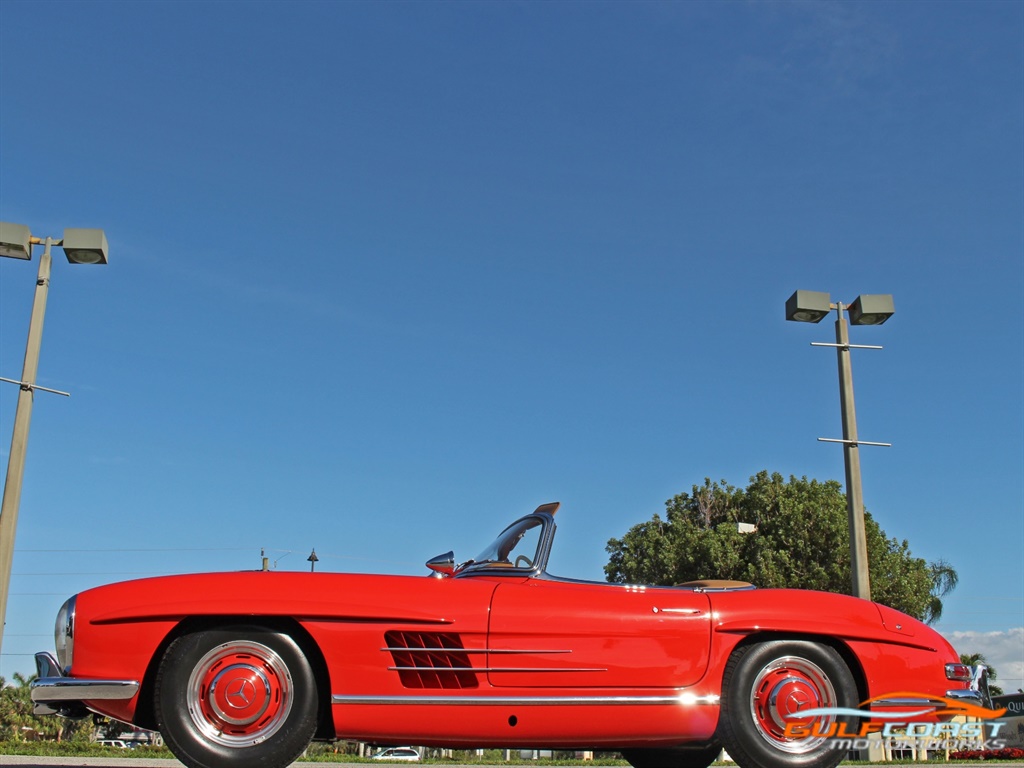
[717,640,858,768]
[155,626,318,768]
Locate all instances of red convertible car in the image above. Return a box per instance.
[32,503,986,768]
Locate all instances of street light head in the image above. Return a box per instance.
[785,290,832,323]
[849,294,895,325]
[61,228,108,265]
[0,222,33,260]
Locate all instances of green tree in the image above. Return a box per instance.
[605,471,956,622]
[0,673,87,742]
[0,673,33,741]
[923,559,959,624]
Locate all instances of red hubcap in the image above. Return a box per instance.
[187,641,293,746]
[202,660,278,731]
[749,656,836,754]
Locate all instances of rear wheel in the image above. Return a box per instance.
[717,640,858,768]
[621,744,722,768]
[155,626,318,768]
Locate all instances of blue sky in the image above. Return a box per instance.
[1,1,1021,691]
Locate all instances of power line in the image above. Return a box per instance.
[13,571,176,576]
[16,547,257,553]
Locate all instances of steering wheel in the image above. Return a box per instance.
[514,554,533,569]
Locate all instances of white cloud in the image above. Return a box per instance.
[945,628,1024,694]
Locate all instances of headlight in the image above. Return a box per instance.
[54,595,76,673]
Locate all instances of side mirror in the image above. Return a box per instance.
[426,551,456,578]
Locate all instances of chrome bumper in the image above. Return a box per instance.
[946,688,988,707]
[30,652,140,717]
[871,665,994,712]
[946,664,994,709]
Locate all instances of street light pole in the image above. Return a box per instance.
[0,239,54,658]
[0,224,108,660]
[785,290,894,602]
[833,302,871,600]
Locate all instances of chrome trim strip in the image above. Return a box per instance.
[872,690,992,709]
[655,608,703,615]
[388,666,606,673]
[381,648,572,655]
[869,697,947,708]
[333,693,720,706]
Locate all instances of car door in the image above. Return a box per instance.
[486,578,711,688]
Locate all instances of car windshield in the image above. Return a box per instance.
[469,516,543,569]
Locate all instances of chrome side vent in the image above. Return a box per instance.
[383,631,479,689]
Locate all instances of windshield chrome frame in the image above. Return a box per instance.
[457,511,557,578]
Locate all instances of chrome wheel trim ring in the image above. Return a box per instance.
[748,655,838,754]
[186,640,293,747]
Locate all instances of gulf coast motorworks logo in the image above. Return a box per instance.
[782,692,1010,752]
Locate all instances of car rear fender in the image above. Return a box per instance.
[709,629,870,706]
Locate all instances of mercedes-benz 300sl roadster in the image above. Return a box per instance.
[31,503,986,768]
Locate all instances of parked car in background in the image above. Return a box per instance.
[31,503,988,768]
[97,739,130,748]
[372,747,422,761]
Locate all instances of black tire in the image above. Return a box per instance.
[154,625,318,768]
[716,640,858,768]
[621,744,722,768]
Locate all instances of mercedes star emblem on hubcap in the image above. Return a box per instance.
[225,677,256,708]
